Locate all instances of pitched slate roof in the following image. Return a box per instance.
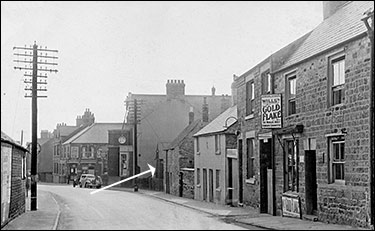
[275,1,373,72]
[194,105,237,137]
[166,119,205,150]
[1,130,28,152]
[62,123,124,144]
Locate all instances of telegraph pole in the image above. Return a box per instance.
[133,98,138,191]
[13,42,58,211]
[124,97,143,191]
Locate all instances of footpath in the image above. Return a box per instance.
[2,184,371,230]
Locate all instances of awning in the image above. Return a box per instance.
[273,124,303,135]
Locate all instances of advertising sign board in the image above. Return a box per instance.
[261,94,282,129]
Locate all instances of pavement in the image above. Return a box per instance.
[2,183,371,230]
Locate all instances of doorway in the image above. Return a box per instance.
[259,138,272,213]
[238,140,243,204]
[209,169,213,202]
[227,158,233,205]
[203,169,207,201]
[305,150,317,215]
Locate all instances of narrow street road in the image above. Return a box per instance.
[39,184,260,230]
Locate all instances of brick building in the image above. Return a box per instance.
[1,131,28,228]
[125,80,231,179]
[62,123,132,186]
[52,108,95,183]
[233,1,374,228]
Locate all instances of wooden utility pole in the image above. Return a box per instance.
[124,97,143,190]
[134,98,138,191]
[13,42,58,211]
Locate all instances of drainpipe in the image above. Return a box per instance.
[361,8,374,227]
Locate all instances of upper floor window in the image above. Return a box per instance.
[71,146,78,159]
[196,137,200,154]
[329,55,345,106]
[329,136,345,184]
[261,71,271,94]
[215,135,220,154]
[246,80,255,116]
[286,72,296,115]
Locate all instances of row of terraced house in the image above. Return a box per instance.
[187,1,373,229]
[34,1,373,229]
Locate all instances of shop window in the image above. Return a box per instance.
[284,139,298,192]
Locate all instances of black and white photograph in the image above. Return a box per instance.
[1,1,374,230]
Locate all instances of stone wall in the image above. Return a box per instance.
[272,36,371,228]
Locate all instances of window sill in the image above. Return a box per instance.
[329,103,345,110]
[329,180,345,186]
[282,191,299,198]
[245,114,255,120]
[215,151,221,155]
[196,184,201,188]
[245,178,256,185]
[196,152,200,155]
[215,188,221,192]
[285,113,298,119]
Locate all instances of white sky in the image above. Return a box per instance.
[1,1,323,143]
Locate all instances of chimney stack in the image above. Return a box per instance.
[166,79,185,100]
[189,107,194,125]
[202,97,209,123]
[231,74,238,106]
[211,86,216,96]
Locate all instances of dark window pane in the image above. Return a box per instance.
[289,100,296,115]
[341,143,345,160]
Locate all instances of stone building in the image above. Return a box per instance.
[164,104,210,199]
[1,131,28,228]
[233,1,374,228]
[125,80,231,179]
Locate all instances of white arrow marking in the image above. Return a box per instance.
[90,164,155,195]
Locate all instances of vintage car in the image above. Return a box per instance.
[78,174,102,189]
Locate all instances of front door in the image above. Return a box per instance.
[203,169,207,201]
[260,138,272,213]
[227,158,233,205]
[238,140,243,204]
[209,169,213,202]
[305,150,317,215]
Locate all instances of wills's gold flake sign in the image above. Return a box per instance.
[261,94,282,129]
